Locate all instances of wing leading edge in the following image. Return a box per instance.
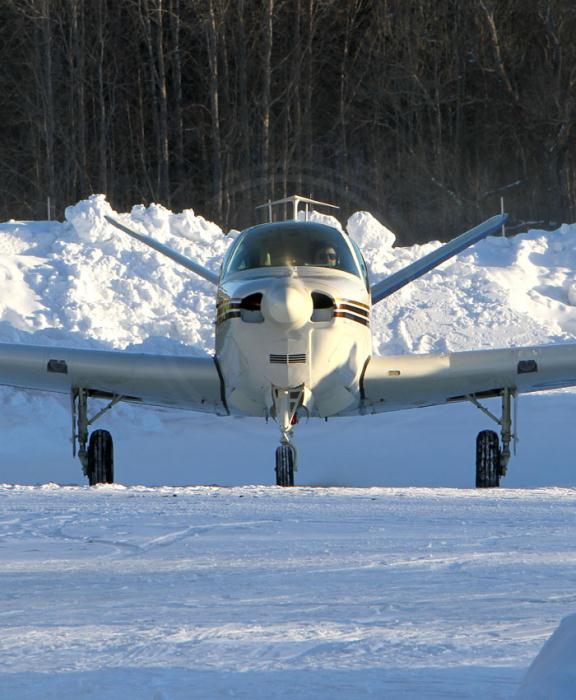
[0,342,228,415]
[360,343,576,414]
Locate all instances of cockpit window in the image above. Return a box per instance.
[223,222,360,277]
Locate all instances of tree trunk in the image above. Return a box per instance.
[206,0,223,221]
[169,0,184,195]
[39,0,56,217]
[155,0,170,204]
[261,0,273,198]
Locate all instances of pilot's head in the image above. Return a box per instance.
[314,245,338,267]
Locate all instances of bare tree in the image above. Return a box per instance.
[1,0,576,240]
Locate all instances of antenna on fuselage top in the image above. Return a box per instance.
[255,195,339,222]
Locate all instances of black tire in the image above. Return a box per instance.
[87,429,114,486]
[275,444,295,487]
[476,430,501,488]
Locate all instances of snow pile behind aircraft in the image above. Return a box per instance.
[3,193,576,356]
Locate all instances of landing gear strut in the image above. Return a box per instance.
[272,386,303,487]
[72,388,121,486]
[468,388,516,489]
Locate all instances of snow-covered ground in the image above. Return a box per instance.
[2,197,576,697]
[1,484,575,699]
[519,611,576,698]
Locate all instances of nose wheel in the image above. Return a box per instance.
[276,442,296,486]
[272,385,303,487]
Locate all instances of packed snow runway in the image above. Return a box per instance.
[1,485,575,698]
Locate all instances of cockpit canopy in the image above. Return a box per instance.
[222,222,361,278]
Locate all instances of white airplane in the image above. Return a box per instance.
[0,195,574,488]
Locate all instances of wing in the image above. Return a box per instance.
[360,343,576,413]
[0,342,228,415]
[370,214,507,305]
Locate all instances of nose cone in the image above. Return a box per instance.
[261,281,313,328]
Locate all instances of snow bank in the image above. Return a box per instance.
[347,210,396,274]
[4,194,576,358]
[517,613,576,699]
[298,208,344,232]
[66,193,116,243]
[0,194,230,352]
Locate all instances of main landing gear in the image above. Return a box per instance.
[468,388,516,489]
[476,430,501,488]
[272,386,304,487]
[72,388,121,486]
[87,429,114,485]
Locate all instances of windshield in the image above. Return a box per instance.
[223,222,360,277]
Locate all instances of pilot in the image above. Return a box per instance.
[314,244,338,267]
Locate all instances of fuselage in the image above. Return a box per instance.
[214,221,372,419]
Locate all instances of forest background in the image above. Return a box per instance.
[0,0,575,244]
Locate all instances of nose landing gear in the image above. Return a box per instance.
[276,441,296,487]
[272,386,303,487]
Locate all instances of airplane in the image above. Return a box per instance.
[0,194,575,488]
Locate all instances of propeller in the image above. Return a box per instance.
[105,215,219,286]
[370,214,508,305]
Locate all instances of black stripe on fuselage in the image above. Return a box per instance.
[333,311,370,326]
[337,298,370,309]
[335,303,369,318]
[217,299,242,310]
[216,311,242,325]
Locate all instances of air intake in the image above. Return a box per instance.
[269,353,307,364]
